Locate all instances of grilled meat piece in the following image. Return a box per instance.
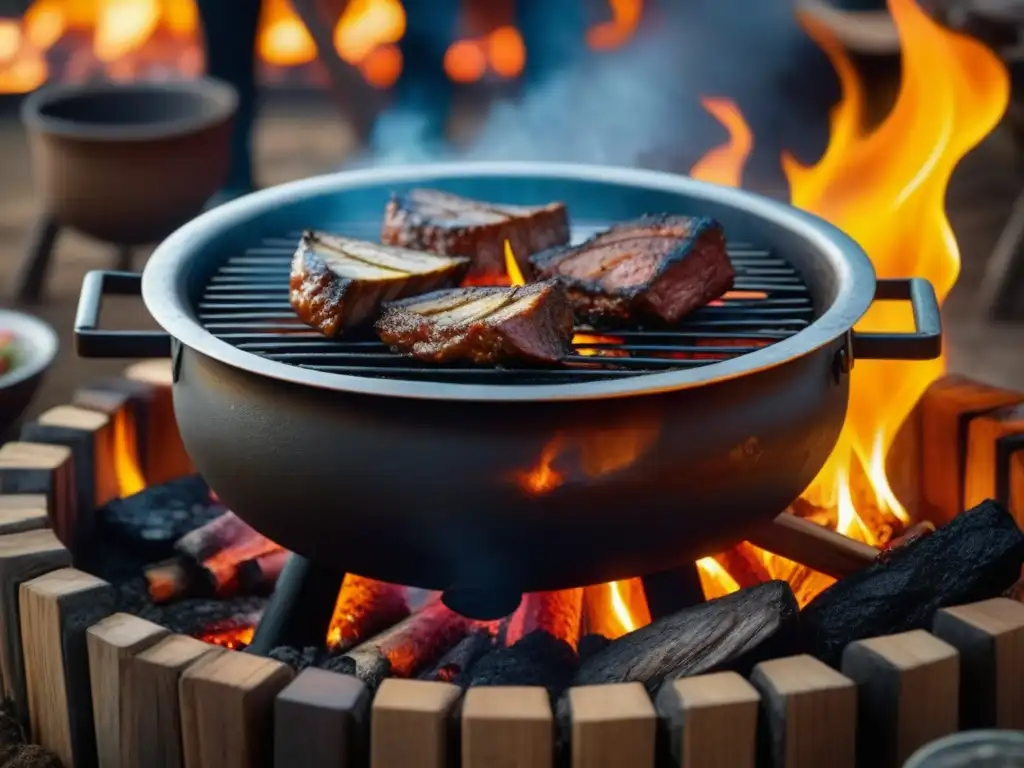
[376,280,575,366]
[529,214,735,325]
[381,189,571,280]
[290,231,470,338]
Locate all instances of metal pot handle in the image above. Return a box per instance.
[74,271,172,359]
[851,278,942,361]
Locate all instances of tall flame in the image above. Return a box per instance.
[689,0,1009,600]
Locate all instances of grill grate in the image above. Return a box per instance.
[196,222,815,385]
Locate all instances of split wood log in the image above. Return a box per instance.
[0,442,75,548]
[325,575,410,653]
[507,590,584,650]
[121,634,223,768]
[654,671,760,768]
[640,564,704,621]
[749,654,857,768]
[85,613,170,768]
[237,549,290,593]
[370,678,462,768]
[964,402,1024,518]
[932,597,1024,729]
[174,511,256,563]
[801,500,1024,667]
[19,567,115,768]
[747,512,879,580]
[567,682,655,768]
[462,686,554,768]
[573,581,801,693]
[419,631,495,685]
[841,629,960,768]
[1014,449,1024,526]
[919,375,1024,524]
[0,496,48,535]
[21,406,119,532]
[122,360,193,485]
[332,599,473,691]
[0,529,71,726]
[274,668,370,768]
[998,434,1024,520]
[179,650,294,768]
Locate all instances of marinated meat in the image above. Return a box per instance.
[289,231,470,337]
[381,189,571,280]
[376,280,575,366]
[529,214,735,325]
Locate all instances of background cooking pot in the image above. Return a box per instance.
[74,163,941,596]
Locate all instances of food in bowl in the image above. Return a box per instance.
[0,332,18,377]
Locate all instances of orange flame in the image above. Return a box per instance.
[689,0,1009,602]
[689,96,754,187]
[112,408,146,498]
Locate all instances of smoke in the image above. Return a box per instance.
[359,0,837,187]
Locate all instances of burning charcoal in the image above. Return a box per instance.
[268,646,324,673]
[573,580,801,693]
[174,510,259,563]
[376,281,575,366]
[577,633,612,662]
[237,549,291,593]
[506,589,584,650]
[380,188,571,280]
[329,599,473,691]
[144,558,192,603]
[290,231,471,338]
[201,534,282,597]
[801,500,1024,667]
[418,631,496,685]
[469,630,580,698]
[99,475,219,555]
[529,214,735,325]
[327,575,410,653]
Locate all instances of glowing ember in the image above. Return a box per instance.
[200,624,255,650]
[112,408,146,498]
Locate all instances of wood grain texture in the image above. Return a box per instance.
[121,634,223,768]
[371,677,461,768]
[179,649,294,768]
[86,613,170,768]
[20,567,115,768]
[122,361,193,485]
[933,598,1024,729]
[964,403,1024,515]
[749,654,857,768]
[841,630,960,768]
[919,375,1024,524]
[654,672,760,768]
[0,528,72,725]
[568,682,655,768]
[0,496,48,534]
[0,442,75,545]
[462,686,553,768]
[747,513,879,579]
[275,668,370,768]
[1011,450,1024,525]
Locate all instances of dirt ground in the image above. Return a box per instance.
[1,97,1023,421]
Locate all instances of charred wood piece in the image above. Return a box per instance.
[573,580,802,693]
[175,510,257,563]
[418,631,496,685]
[801,500,1024,667]
[326,575,410,654]
[237,549,291,593]
[469,630,580,699]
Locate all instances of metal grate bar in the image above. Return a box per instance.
[196,229,817,385]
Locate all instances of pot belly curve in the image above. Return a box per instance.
[171,343,849,593]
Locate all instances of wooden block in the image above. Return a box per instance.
[919,375,1024,524]
[370,678,460,768]
[0,528,72,725]
[179,649,294,768]
[654,672,760,768]
[22,405,119,515]
[0,496,48,534]
[20,567,116,768]
[747,513,879,580]
[121,634,223,768]
[964,403,1024,516]
[749,654,857,768]
[0,442,75,543]
[568,682,655,768]
[275,668,370,768]
[463,686,553,768]
[123,361,193,486]
[86,613,170,768]
[841,630,960,768]
[932,598,1024,729]
[1012,450,1024,524]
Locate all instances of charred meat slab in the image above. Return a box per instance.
[529,214,735,325]
[289,231,470,337]
[380,188,571,279]
[376,280,575,366]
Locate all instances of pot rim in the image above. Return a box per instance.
[142,162,877,403]
[20,77,238,143]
